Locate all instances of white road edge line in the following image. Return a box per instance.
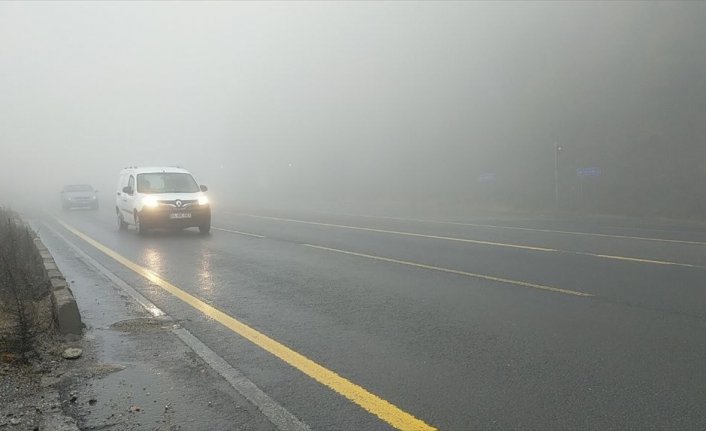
[42,221,310,431]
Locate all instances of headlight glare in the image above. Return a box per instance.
[143,196,159,208]
[198,196,209,206]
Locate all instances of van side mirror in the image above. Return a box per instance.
[200,185,208,192]
[122,186,133,195]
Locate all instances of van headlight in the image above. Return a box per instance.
[198,196,209,206]
[142,196,159,208]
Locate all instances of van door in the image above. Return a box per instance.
[118,175,135,222]
[116,174,126,213]
[125,175,136,223]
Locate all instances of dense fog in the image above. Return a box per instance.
[1,2,705,217]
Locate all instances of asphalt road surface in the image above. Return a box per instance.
[36,206,706,430]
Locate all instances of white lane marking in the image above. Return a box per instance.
[229,213,706,269]
[573,251,706,269]
[229,210,706,246]
[212,226,265,238]
[43,221,310,431]
[302,244,593,297]
[236,214,557,252]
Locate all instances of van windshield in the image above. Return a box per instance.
[136,173,199,194]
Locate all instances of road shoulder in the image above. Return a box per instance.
[35,221,276,431]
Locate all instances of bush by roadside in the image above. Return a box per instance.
[0,208,56,358]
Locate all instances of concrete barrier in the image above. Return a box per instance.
[51,287,82,335]
[34,237,83,335]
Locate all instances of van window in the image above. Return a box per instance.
[127,175,135,193]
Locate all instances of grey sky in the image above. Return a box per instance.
[1,1,704,211]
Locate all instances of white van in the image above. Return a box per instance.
[115,166,211,235]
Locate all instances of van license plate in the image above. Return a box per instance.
[170,213,191,219]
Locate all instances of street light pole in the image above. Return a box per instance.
[554,144,562,210]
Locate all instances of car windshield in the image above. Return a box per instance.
[64,185,93,192]
[136,173,199,194]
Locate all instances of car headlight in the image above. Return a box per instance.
[142,196,159,208]
[198,195,209,206]
[91,196,97,200]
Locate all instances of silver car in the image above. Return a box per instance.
[61,184,99,210]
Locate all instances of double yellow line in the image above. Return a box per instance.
[55,219,436,431]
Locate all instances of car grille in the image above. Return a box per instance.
[158,199,197,208]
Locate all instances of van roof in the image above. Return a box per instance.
[119,166,191,175]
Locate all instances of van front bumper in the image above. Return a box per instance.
[138,205,211,229]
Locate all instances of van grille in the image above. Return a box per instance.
[158,199,197,208]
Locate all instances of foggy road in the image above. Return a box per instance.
[3,2,706,429]
[37,207,706,430]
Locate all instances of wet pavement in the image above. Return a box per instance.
[17,206,706,430]
[35,223,275,431]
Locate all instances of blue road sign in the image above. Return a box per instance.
[577,167,602,178]
[478,173,496,183]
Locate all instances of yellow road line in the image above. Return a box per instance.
[212,226,265,238]
[302,244,593,297]
[241,214,557,252]
[237,214,705,269]
[54,218,436,431]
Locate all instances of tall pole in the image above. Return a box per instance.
[554,144,562,210]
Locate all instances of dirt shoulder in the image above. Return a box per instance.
[0,340,80,430]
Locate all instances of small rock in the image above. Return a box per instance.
[88,399,97,406]
[61,348,82,360]
[129,405,140,413]
[9,418,20,425]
